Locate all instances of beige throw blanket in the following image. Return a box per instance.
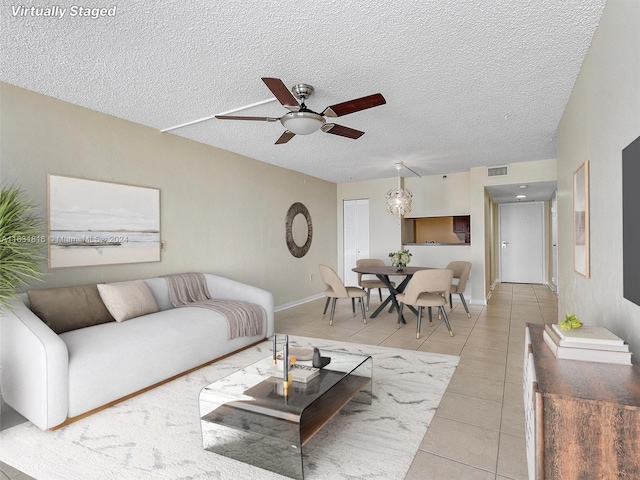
[162,273,264,339]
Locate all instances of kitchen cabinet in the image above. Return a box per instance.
[453,216,470,243]
[523,324,640,479]
[452,215,470,233]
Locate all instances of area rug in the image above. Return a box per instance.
[0,337,458,479]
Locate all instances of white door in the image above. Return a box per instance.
[551,192,558,293]
[500,202,544,283]
[343,199,369,285]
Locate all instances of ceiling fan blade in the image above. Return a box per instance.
[215,115,279,122]
[322,93,386,118]
[275,131,296,144]
[321,124,365,139]
[261,78,299,108]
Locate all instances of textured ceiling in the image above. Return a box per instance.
[1,1,605,183]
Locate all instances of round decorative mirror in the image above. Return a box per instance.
[285,202,312,258]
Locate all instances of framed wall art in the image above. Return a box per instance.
[573,161,589,278]
[48,175,160,268]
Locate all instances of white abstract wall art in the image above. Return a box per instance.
[48,175,160,268]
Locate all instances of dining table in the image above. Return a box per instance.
[351,265,432,324]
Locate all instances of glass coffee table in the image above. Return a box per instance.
[199,350,373,479]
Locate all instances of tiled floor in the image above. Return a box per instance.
[0,282,556,480]
[275,282,557,479]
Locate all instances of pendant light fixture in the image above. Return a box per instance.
[386,163,414,216]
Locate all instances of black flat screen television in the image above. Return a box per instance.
[623,135,640,306]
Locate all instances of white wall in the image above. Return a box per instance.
[556,0,640,355]
[0,83,337,307]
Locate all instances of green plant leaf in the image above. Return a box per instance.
[0,183,46,310]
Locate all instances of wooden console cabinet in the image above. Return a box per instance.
[524,324,640,479]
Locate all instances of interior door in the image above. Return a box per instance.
[551,191,558,293]
[500,202,544,283]
[343,199,369,285]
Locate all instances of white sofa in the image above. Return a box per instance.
[0,273,274,430]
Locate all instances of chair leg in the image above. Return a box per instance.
[449,293,453,309]
[417,307,423,338]
[330,298,337,326]
[366,289,371,311]
[378,288,383,301]
[321,297,330,318]
[428,306,433,324]
[360,298,367,324]
[440,306,454,336]
[397,303,404,329]
[351,298,356,317]
[460,293,471,318]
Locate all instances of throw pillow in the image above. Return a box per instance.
[27,284,115,334]
[97,280,159,322]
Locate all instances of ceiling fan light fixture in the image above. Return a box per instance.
[280,111,326,135]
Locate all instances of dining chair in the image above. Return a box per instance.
[446,261,471,317]
[395,268,454,338]
[319,265,367,326]
[355,258,396,311]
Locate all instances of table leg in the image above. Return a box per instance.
[368,274,418,324]
[368,274,395,318]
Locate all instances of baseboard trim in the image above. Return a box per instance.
[275,293,324,312]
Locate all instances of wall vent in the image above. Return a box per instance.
[487,166,509,177]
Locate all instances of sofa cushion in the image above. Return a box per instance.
[27,284,115,334]
[97,280,159,322]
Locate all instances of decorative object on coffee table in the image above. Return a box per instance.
[313,347,331,368]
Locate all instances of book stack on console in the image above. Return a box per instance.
[543,324,632,365]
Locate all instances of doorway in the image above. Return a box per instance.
[343,199,369,285]
[499,202,544,284]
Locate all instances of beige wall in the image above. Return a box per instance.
[556,0,640,355]
[405,171,471,217]
[0,83,337,307]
